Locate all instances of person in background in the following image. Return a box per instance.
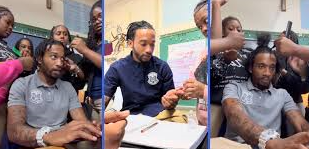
[50,25,85,92]
[162,0,208,126]
[0,6,34,106]
[70,1,103,118]
[0,5,16,62]
[14,37,35,77]
[273,31,309,136]
[161,1,208,148]
[14,37,34,57]
[0,58,33,105]
[275,35,309,62]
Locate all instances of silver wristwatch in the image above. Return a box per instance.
[36,126,51,147]
[258,129,280,149]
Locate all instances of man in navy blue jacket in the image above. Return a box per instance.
[104,20,175,117]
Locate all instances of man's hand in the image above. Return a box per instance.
[70,37,89,54]
[275,36,299,57]
[161,88,184,109]
[63,58,79,73]
[105,110,130,123]
[18,57,34,71]
[266,132,309,149]
[43,120,102,147]
[105,111,129,149]
[92,120,101,130]
[183,79,205,99]
[225,31,245,50]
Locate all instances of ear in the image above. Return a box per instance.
[37,56,43,65]
[128,39,133,49]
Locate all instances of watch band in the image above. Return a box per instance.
[36,126,51,147]
[258,129,280,149]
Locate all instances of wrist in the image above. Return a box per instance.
[42,132,52,146]
[265,138,281,149]
[79,47,90,55]
[203,85,207,99]
[223,37,234,51]
[36,126,51,147]
[293,45,302,57]
[258,129,280,149]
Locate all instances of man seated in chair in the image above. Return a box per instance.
[221,34,309,149]
[6,39,101,148]
[104,20,175,117]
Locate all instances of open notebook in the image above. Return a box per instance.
[122,114,207,149]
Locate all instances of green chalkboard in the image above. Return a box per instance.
[160,27,206,107]
[13,22,84,40]
[13,22,50,38]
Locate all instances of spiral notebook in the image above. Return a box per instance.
[122,114,207,149]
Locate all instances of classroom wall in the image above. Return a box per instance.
[0,0,97,36]
[104,0,200,63]
[105,0,159,62]
[221,0,309,34]
[159,0,200,35]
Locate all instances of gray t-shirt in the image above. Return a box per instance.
[222,79,298,145]
[8,72,82,129]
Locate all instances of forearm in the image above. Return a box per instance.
[210,39,229,55]
[211,2,223,39]
[7,122,38,147]
[223,99,264,145]
[7,106,38,147]
[298,120,309,132]
[70,107,88,121]
[286,110,309,132]
[81,48,102,69]
[0,60,23,86]
[294,45,309,62]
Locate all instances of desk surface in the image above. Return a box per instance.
[33,140,101,149]
[210,137,252,149]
